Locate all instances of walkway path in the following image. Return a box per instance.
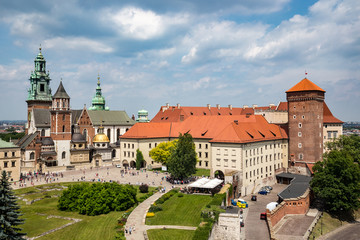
[125,191,197,240]
[317,218,360,240]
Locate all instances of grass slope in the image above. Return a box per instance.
[146,193,212,227]
[147,229,195,240]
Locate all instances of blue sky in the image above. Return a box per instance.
[0,0,359,121]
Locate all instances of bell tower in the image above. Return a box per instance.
[50,80,72,166]
[26,47,52,131]
[287,78,325,173]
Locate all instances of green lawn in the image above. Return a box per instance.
[14,182,155,239]
[147,229,195,240]
[193,168,210,177]
[146,193,213,226]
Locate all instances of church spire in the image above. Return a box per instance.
[89,74,109,111]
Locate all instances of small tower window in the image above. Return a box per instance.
[62,151,66,159]
[293,115,296,119]
[62,125,65,132]
[30,152,35,160]
[298,143,302,148]
[40,84,45,92]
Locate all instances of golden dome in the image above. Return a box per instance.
[93,133,110,143]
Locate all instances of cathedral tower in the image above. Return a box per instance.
[26,47,52,130]
[50,81,72,166]
[286,78,325,172]
[89,75,109,111]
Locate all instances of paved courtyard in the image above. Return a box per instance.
[12,165,173,190]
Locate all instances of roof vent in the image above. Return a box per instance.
[207,104,211,110]
[234,120,238,125]
[270,130,276,137]
[228,104,232,110]
[246,131,254,138]
[177,103,180,109]
[216,104,220,110]
[201,130,208,136]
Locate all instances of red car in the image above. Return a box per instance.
[260,212,267,220]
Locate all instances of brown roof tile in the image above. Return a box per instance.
[286,78,325,93]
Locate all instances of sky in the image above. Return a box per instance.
[0,0,359,121]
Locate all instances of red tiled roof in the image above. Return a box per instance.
[323,102,343,124]
[276,102,288,111]
[286,78,325,93]
[121,115,288,143]
[151,106,252,123]
[306,163,315,174]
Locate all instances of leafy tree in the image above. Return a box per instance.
[326,135,360,163]
[149,140,177,165]
[310,150,360,212]
[58,182,137,216]
[136,149,145,170]
[167,133,197,179]
[0,170,26,239]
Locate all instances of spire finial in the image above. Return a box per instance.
[305,70,308,78]
[39,44,42,53]
[60,77,63,83]
[97,73,100,85]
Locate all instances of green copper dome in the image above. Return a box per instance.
[137,108,149,122]
[27,47,52,102]
[89,75,109,111]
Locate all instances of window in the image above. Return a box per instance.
[62,125,65,132]
[41,129,45,137]
[62,151,66,159]
[107,129,111,140]
[199,161,202,166]
[298,143,302,148]
[199,144,202,149]
[216,158,221,166]
[132,152,134,158]
[117,129,120,140]
[246,150,248,157]
[30,152,35,159]
[333,131,338,138]
[4,162,8,168]
[224,159,228,167]
[299,153,303,160]
[298,123,302,128]
[205,161,208,167]
[149,143,151,148]
[123,151,126,157]
[302,115,305,119]
[205,152,208,158]
[205,144,208,149]
[132,144,134,149]
[298,132,302,137]
[83,129,87,140]
[199,152,202,158]
[246,172,248,179]
[246,160,248,167]
[79,144,82,148]
[155,143,157,147]
[293,115,296,119]
[12,152,15,157]
[232,150,236,156]
[224,149,228,156]
[124,143,126,148]
[40,83,45,92]
[217,149,220,155]
[231,160,236,168]
[11,161,16,167]
[128,144,130,148]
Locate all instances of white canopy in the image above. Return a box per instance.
[188,178,223,189]
[266,202,279,211]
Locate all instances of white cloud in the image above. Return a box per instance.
[181,46,198,63]
[103,7,189,40]
[43,37,114,53]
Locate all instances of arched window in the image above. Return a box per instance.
[107,129,111,141]
[83,129,87,140]
[117,129,120,140]
[30,152,35,160]
[41,129,45,137]
[62,151,66,159]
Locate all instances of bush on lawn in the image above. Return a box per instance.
[209,193,225,206]
[178,192,184,197]
[139,184,149,193]
[155,189,177,205]
[149,204,163,213]
[58,182,137,216]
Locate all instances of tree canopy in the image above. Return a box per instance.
[136,149,145,170]
[167,133,197,179]
[311,135,360,213]
[149,140,177,165]
[0,171,26,239]
[58,182,137,216]
[325,134,360,163]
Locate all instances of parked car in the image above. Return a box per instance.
[260,212,267,220]
[258,190,268,195]
[264,186,272,191]
[115,164,122,168]
[251,195,257,201]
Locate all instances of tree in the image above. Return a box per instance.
[0,170,26,239]
[136,149,145,170]
[326,135,360,163]
[310,150,360,212]
[149,140,177,165]
[167,133,197,179]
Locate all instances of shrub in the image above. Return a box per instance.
[178,193,184,197]
[149,204,163,213]
[139,184,149,193]
[58,182,137,216]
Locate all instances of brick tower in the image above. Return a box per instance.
[50,81,71,166]
[26,47,52,133]
[286,78,325,173]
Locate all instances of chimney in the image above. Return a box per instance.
[228,104,232,110]
[269,103,275,108]
[252,104,258,109]
[216,104,220,110]
[177,103,180,109]
[166,103,170,108]
[207,104,211,110]
[131,114,135,120]
[243,105,249,109]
